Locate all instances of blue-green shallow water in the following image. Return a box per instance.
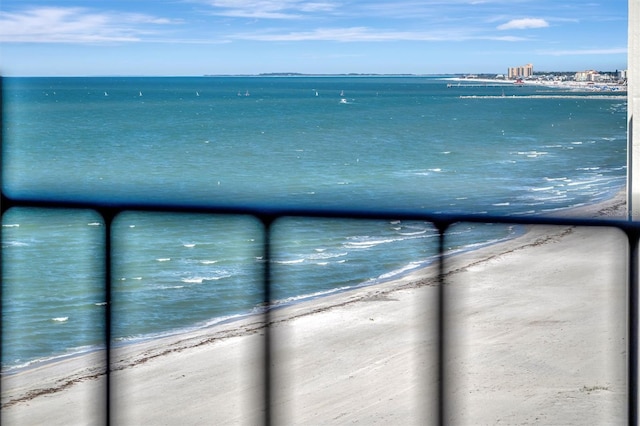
[1,76,627,370]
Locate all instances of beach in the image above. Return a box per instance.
[1,190,630,425]
[445,76,627,92]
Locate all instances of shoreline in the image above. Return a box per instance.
[1,188,629,423]
[2,186,625,377]
[444,76,627,92]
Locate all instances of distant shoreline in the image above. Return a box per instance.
[444,76,627,92]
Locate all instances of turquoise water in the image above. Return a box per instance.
[1,76,627,369]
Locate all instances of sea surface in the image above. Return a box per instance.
[1,76,628,370]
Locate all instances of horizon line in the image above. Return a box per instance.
[1,69,628,78]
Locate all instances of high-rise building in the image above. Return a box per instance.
[508,64,533,79]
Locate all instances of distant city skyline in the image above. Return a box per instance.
[0,0,628,77]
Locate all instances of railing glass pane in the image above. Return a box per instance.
[1,208,106,425]
[268,217,440,423]
[108,212,265,424]
[445,224,628,424]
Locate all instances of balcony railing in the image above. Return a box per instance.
[1,192,638,425]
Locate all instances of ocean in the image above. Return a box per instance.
[1,76,628,370]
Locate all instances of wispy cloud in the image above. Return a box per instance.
[197,0,337,19]
[497,18,549,30]
[233,26,529,42]
[235,27,437,41]
[0,7,177,43]
[540,47,627,56]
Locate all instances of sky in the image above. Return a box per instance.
[0,0,629,76]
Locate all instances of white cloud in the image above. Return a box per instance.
[238,27,431,41]
[497,18,549,30]
[233,26,529,42]
[0,7,177,43]
[540,47,627,56]
[199,0,337,19]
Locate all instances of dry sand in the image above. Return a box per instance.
[1,191,631,425]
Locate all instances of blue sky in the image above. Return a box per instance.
[0,0,628,76]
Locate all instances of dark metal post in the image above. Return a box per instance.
[261,216,275,426]
[435,221,450,426]
[629,230,639,426]
[100,209,116,426]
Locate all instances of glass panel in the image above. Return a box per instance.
[109,212,265,424]
[445,224,627,424]
[269,217,440,423]
[1,208,106,425]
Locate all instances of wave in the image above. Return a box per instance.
[3,343,106,373]
[181,275,232,284]
[398,229,427,236]
[343,238,397,249]
[269,285,354,307]
[544,177,570,182]
[530,186,554,192]
[514,151,548,158]
[2,224,20,228]
[51,317,69,322]
[375,261,425,281]
[308,251,348,260]
[4,241,30,247]
[273,258,305,265]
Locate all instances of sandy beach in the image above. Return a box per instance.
[1,190,630,425]
[445,76,627,93]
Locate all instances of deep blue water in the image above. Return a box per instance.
[1,76,627,369]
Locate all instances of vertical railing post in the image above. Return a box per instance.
[628,230,639,426]
[435,220,450,426]
[260,215,275,426]
[0,197,7,409]
[99,208,117,426]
